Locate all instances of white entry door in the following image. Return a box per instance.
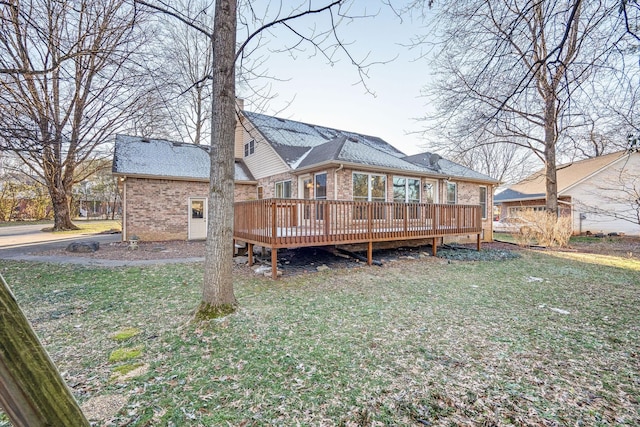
[188,198,207,240]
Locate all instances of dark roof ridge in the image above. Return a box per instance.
[242,110,387,143]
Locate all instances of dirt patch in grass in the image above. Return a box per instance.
[38,239,523,263]
[566,235,640,258]
[38,240,206,260]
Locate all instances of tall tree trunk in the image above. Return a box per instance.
[44,145,78,231]
[197,0,237,319]
[544,96,559,215]
[49,186,77,231]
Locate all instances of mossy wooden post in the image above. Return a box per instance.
[0,274,89,426]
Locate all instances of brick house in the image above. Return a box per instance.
[113,109,499,243]
[494,149,640,235]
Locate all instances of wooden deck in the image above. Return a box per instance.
[234,198,482,278]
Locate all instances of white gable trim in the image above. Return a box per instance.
[561,152,630,195]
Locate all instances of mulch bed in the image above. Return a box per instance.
[34,236,639,276]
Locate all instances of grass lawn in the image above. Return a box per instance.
[0,219,120,234]
[0,249,638,426]
[42,219,122,234]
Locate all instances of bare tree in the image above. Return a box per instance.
[411,0,638,212]
[134,0,375,318]
[0,0,150,230]
[153,0,214,145]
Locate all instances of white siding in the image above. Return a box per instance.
[240,116,290,179]
[568,153,640,235]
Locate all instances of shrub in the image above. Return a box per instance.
[511,209,573,247]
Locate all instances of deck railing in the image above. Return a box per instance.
[234,198,482,249]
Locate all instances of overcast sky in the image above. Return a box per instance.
[237,2,436,156]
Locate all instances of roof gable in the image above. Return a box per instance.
[243,111,406,168]
[499,151,630,201]
[296,136,426,173]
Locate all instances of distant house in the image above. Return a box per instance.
[113,109,498,244]
[494,150,640,235]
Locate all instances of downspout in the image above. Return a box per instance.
[121,177,127,241]
[334,164,344,200]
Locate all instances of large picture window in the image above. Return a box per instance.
[393,177,420,203]
[393,177,421,219]
[353,173,386,202]
[275,180,292,198]
[353,172,386,219]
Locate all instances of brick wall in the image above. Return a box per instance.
[124,177,257,241]
[235,183,258,201]
[256,172,297,199]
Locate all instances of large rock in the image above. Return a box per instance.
[66,241,100,253]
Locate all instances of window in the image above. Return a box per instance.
[393,177,421,219]
[275,180,292,198]
[191,200,204,219]
[479,186,487,219]
[257,186,263,199]
[302,178,312,219]
[353,172,386,219]
[314,173,327,200]
[446,182,457,205]
[393,177,420,203]
[508,206,545,217]
[353,173,386,202]
[315,173,327,219]
[243,139,255,157]
[423,180,436,204]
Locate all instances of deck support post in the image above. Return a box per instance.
[271,248,278,280]
[247,243,253,266]
[477,234,481,251]
[432,237,437,257]
[367,241,373,266]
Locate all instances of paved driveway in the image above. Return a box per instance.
[0,223,121,259]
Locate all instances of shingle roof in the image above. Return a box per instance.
[494,188,544,202]
[296,136,425,172]
[402,152,499,183]
[112,135,255,182]
[243,111,406,168]
[113,113,498,184]
[244,112,497,182]
[495,151,629,202]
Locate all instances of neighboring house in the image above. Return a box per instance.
[113,109,498,243]
[494,149,640,235]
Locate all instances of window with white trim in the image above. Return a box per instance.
[353,172,386,219]
[479,186,488,219]
[243,139,255,157]
[393,177,421,203]
[315,173,327,220]
[446,182,457,205]
[393,176,421,219]
[423,180,436,204]
[353,172,386,202]
[275,180,291,198]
